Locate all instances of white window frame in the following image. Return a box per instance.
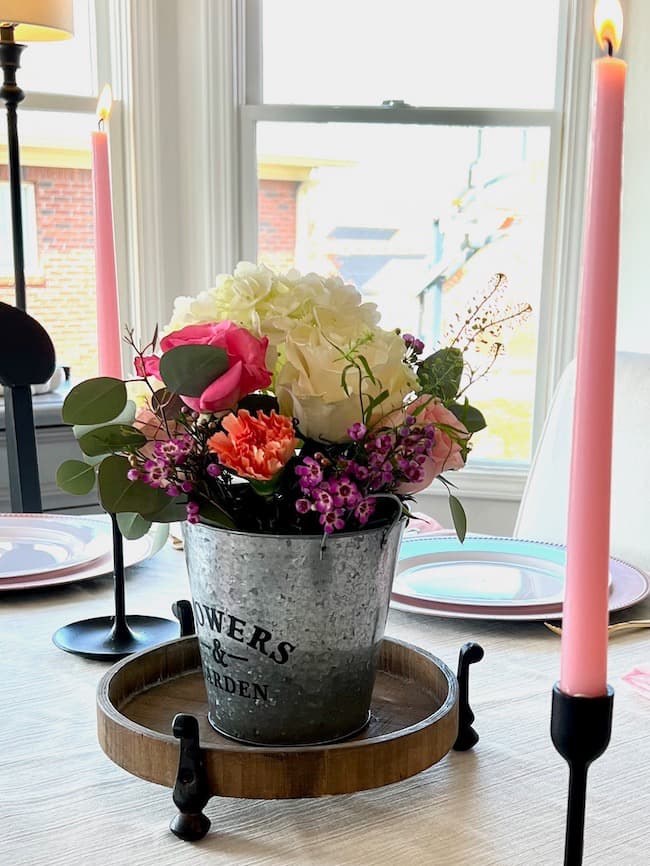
[17,0,133,371]
[122,0,609,506]
[233,0,597,501]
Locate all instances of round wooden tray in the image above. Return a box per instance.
[97,635,458,799]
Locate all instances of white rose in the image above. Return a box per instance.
[276,322,416,443]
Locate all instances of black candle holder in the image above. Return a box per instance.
[551,682,614,866]
[52,512,178,660]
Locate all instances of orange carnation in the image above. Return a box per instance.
[207,409,299,482]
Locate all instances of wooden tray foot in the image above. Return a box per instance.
[170,811,211,841]
[170,713,211,841]
[453,642,484,751]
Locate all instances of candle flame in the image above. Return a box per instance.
[96,84,113,124]
[594,0,623,54]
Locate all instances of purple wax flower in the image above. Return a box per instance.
[295,498,311,514]
[206,462,222,478]
[319,509,345,534]
[295,456,323,488]
[348,422,367,441]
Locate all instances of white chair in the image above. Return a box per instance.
[514,351,650,573]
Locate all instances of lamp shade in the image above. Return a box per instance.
[0,0,73,41]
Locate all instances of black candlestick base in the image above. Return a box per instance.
[52,615,179,661]
[53,512,178,660]
[551,682,614,866]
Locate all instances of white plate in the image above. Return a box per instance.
[0,516,169,591]
[0,514,112,579]
[394,535,613,608]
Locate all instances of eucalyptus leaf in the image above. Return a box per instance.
[116,512,152,540]
[78,424,147,457]
[56,460,96,496]
[448,400,487,434]
[198,500,235,529]
[448,494,467,543]
[159,345,229,397]
[62,377,127,425]
[73,399,136,440]
[98,455,170,515]
[417,347,463,402]
[143,498,189,524]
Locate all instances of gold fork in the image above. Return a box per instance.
[545,620,650,636]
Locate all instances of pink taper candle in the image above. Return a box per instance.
[91,84,122,378]
[560,1,626,697]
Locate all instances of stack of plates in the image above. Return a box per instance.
[391,535,650,621]
[0,513,167,591]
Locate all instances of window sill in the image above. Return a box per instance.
[0,274,46,288]
[0,384,70,430]
[419,462,528,502]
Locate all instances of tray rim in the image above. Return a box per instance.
[97,634,459,798]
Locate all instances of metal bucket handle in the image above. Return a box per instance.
[319,493,405,558]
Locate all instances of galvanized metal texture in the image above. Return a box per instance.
[183,519,404,746]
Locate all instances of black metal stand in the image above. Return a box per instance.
[0,27,26,312]
[0,28,46,513]
[3,383,43,512]
[551,682,614,866]
[165,611,484,841]
[52,513,178,660]
[0,302,55,513]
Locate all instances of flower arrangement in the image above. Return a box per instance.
[57,264,529,541]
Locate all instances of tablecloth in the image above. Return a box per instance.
[2,540,649,865]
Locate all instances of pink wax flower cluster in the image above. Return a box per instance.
[382,397,469,494]
[58,266,529,539]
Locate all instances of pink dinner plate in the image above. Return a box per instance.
[0,515,168,591]
[390,535,649,621]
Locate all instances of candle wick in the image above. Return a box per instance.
[605,38,613,57]
[98,117,105,132]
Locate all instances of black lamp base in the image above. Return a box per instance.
[52,615,179,661]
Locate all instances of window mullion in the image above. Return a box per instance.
[531,0,594,447]
[21,93,96,113]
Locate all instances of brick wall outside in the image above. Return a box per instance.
[0,164,98,380]
[0,168,299,382]
[257,179,299,272]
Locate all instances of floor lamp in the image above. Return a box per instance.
[0,1,73,512]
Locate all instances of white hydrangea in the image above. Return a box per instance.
[164,262,382,375]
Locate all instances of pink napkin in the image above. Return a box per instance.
[622,667,650,699]
[404,512,447,536]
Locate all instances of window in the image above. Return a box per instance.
[240,0,567,468]
[0,182,38,274]
[0,0,121,381]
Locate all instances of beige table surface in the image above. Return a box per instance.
[1,537,650,866]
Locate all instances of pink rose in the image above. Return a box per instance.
[382,396,469,494]
[134,355,161,378]
[140,322,272,414]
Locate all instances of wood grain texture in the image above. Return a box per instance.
[97,636,458,799]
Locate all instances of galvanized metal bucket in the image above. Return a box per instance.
[183,516,404,746]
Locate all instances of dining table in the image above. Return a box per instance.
[2,531,650,866]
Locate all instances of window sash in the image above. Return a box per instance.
[237,0,583,473]
[13,0,134,374]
